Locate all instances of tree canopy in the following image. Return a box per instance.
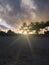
[20,21,49,34]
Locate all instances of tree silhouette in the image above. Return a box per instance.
[0,31,6,35]
[45,21,49,27]
[20,22,27,30]
[29,22,40,34]
[44,31,49,36]
[28,22,35,31]
[39,22,46,29]
[20,21,49,35]
[34,22,40,34]
[0,30,16,36]
[20,22,28,33]
[7,30,15,35]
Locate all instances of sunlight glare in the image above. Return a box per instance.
[22,31,28,35]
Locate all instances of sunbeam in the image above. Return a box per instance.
[26,36,32,51]
[8,35,22,48]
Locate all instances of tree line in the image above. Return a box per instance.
[20,21,49,34]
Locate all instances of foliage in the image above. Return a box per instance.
[20,21,49,34]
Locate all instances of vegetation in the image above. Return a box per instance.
[20,21,49,34]
[0,21,49,36]
[0,30,17,36]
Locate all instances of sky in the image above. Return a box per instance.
[0,0,49,32]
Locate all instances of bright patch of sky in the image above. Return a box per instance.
[0,19,14,30]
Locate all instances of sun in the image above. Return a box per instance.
[22,31,28,35]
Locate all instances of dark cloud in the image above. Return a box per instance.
[34,0,49,11]
[34,0,49,21]
[0,0,49,32]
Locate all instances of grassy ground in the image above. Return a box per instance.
[0,35,49,65]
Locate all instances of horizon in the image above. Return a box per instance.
[0,1,49,64]
[0,0,49,34]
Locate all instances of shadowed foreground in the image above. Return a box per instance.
[0,35,49,65]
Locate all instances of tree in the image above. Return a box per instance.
[20,21,49,35]
[20,22,28,33]
[28,22,35,31]
[44,31,49,36]
[21,22,27,29]
[45,21,49,27]
[28,22,41,34]
[34,22,40,34]
[39,22,46,29]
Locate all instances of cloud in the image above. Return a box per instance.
[17,0,37,22]
[21,0,36,10]
[0,19,14,30]
[0,3,13,17]
[0,0,49,32]
[34,0,49,21]
[0,0,37,29]
[0,25,9,32]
